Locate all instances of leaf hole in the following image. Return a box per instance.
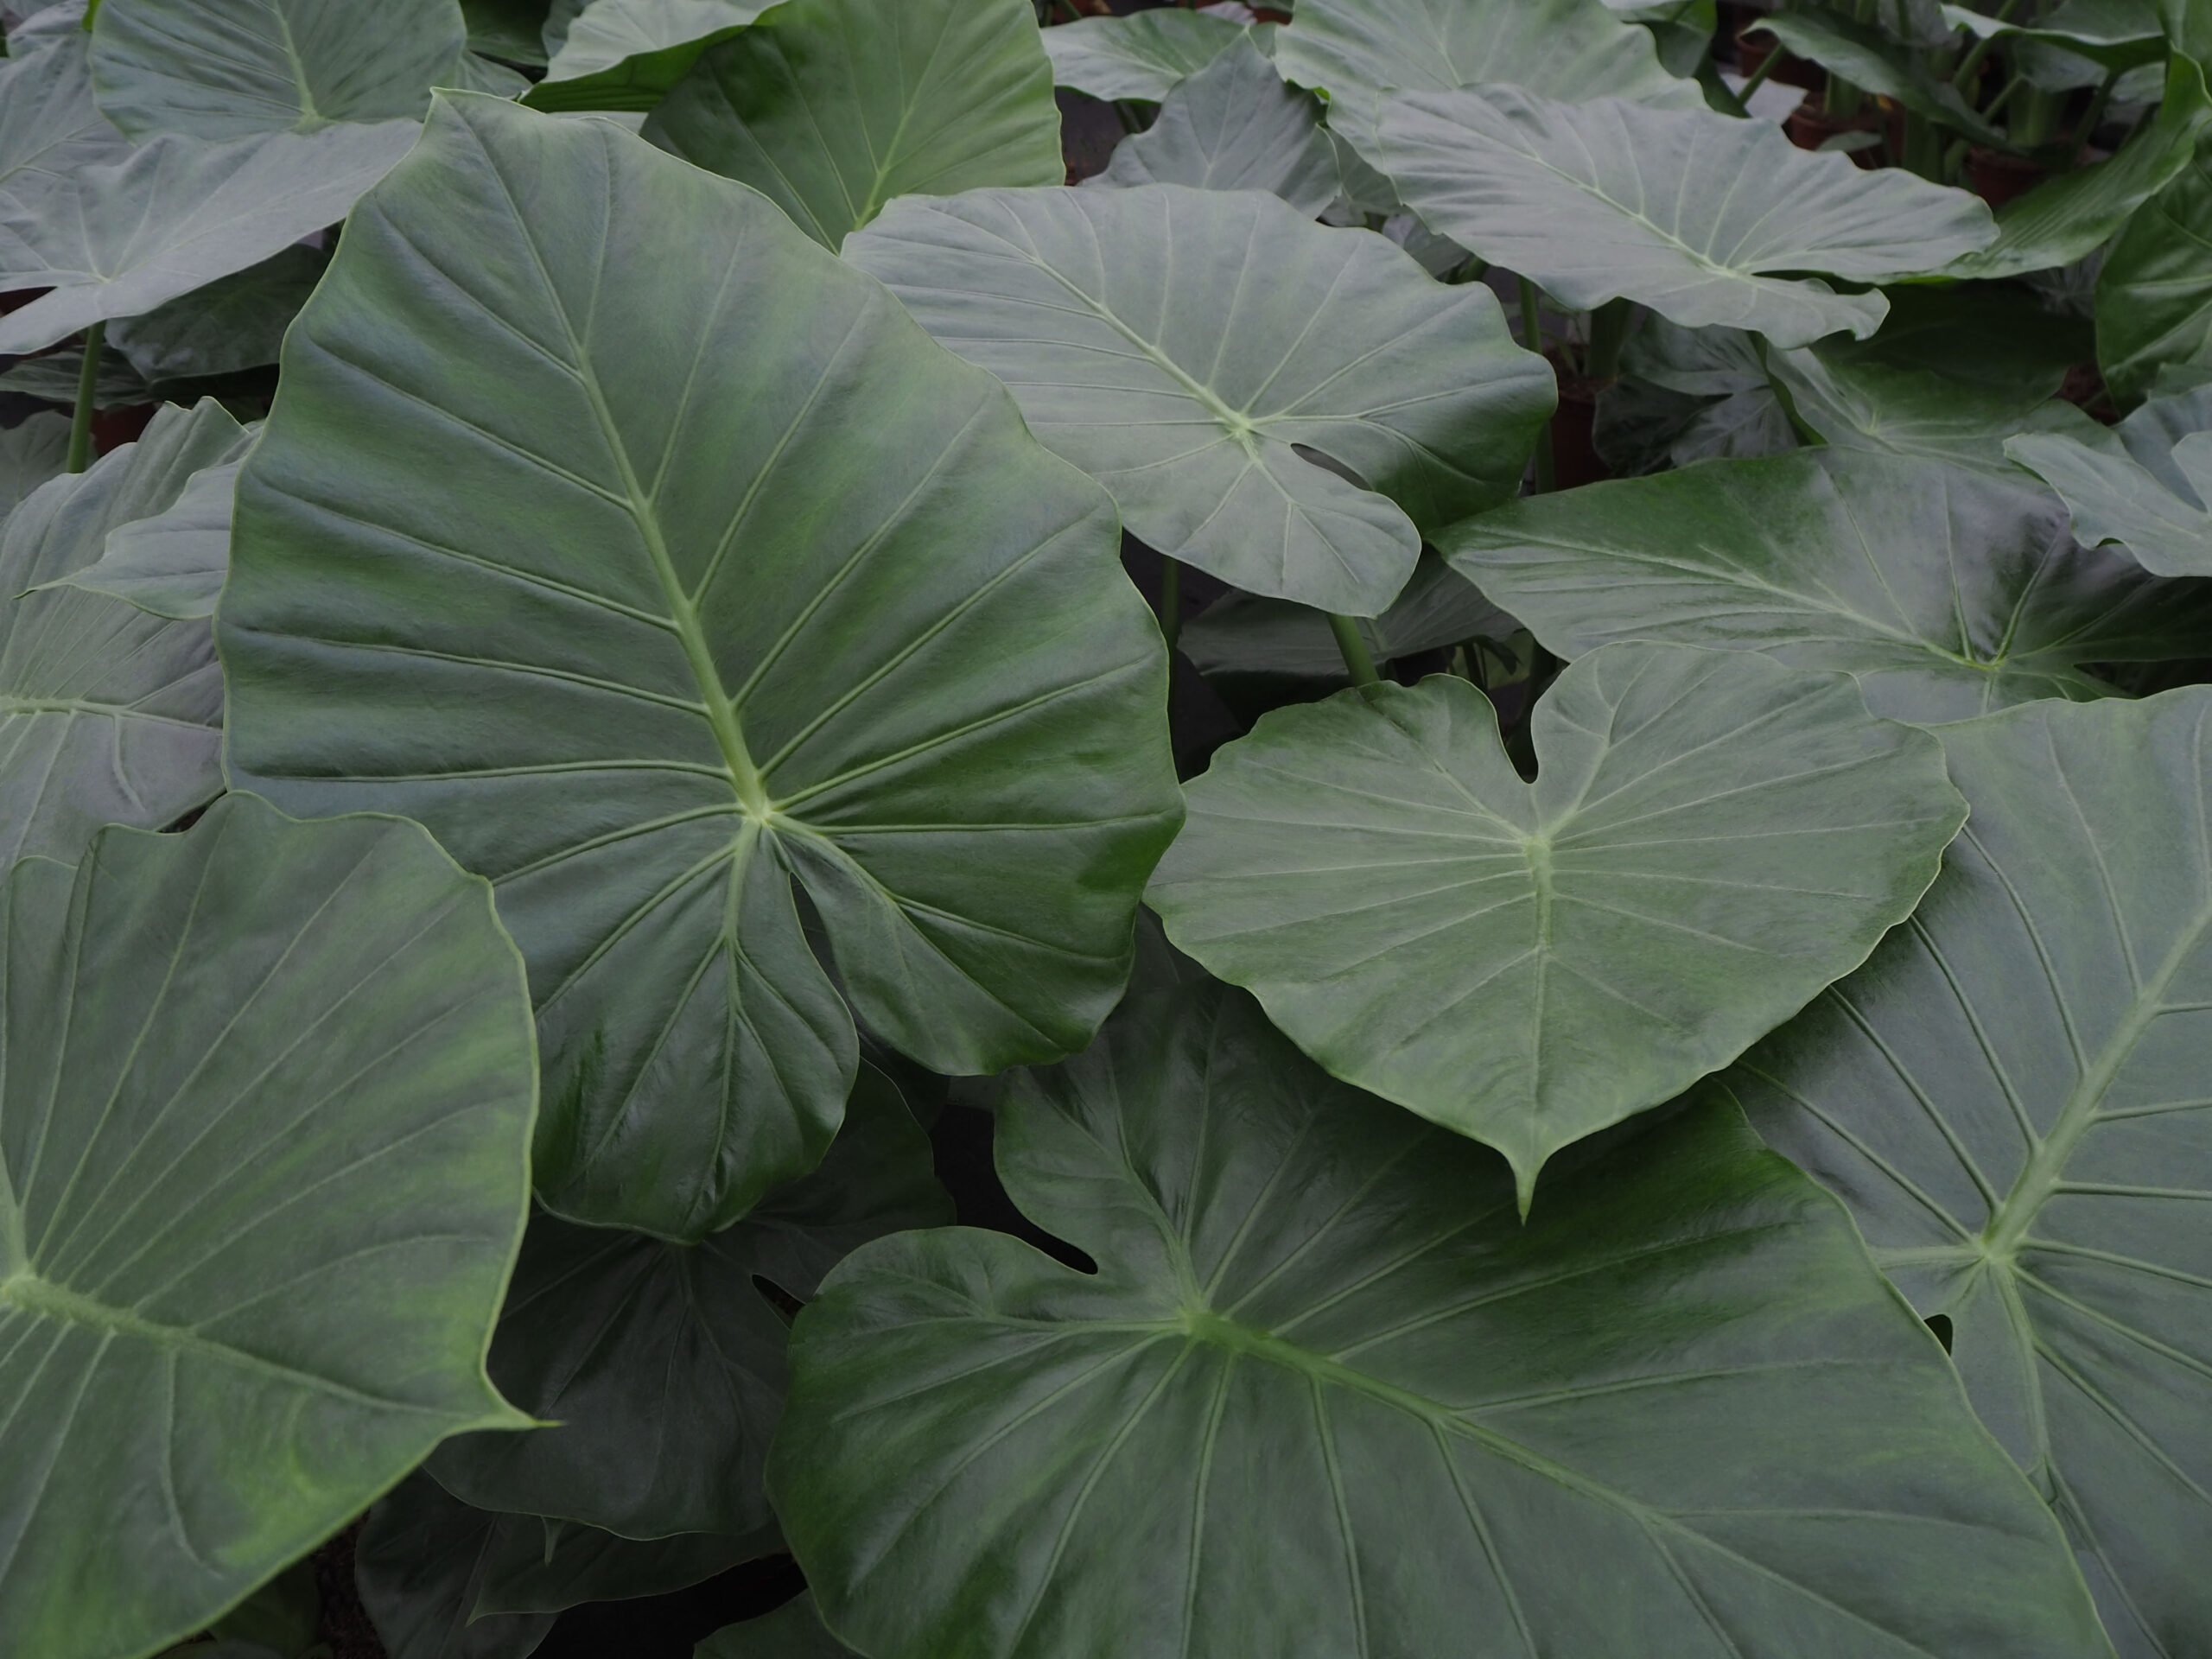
[1924,1313,1954,1353]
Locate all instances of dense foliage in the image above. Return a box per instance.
[2,0,2209,1655]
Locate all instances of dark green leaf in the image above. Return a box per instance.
[358,1476,556,1659]
[472,1513,777,1617]
[2095,131,2212,406]
[1747,10,2001,141]
[1179,556,1514,680]
[696,1595,852,1658]
[1737,690,2212,1655]
[523,0,772,112]
[107,243,328,383]
[769,982,2108,1659]
[223,94,1179,1239]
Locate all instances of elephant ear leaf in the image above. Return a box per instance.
[1041,9,1250,103]
[1150,645,1966,1205]
[0,793,537,1659]
[525,0,776,111]
[2009,381,2212,577]
[1736,689,2212,1653]
[222,92,1181,1242]
[767,982,2109,1659]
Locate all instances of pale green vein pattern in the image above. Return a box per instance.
[89,0,467,139]
[1041,9,1249,103]
[1738,690,2212,1656]
[768,983,2107,1659]
[0,400,246,870]
[1441,448,2212,724]
[1150,645,1965,1201]
[223,95,1179,1241]
[0,794,536,1659]
[848,184,1552,615]
[526,0,774,112]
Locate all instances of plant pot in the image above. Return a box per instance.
[1967,146,2049,209]
[1734,32,1826,92]
[91,403,156,458]
[1550,370,1611,492]
[2059,362,2120,425]
[1784,105,1887,168]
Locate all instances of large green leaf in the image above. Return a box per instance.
[767,981,2108,1659]
[1773,348,2107,475]
[107,243,328,383]
[1441,448,2212,721]
[1375,88,1995,349]
[643,0,1060,251]
[2095,133,2212,406]
[0,399,244,868]
[0,119,416,357]
[1736,690,2212,1656]
[0,22,130,249]
[846,184,1552,615]
[0,793,537,1659]
[1273,0,1701,137]
[88,0,467,139]
[1090,34,1339,216]
[41,454,242,620]
[1942,55,2212,281]
[523,0,772,112]
[1179,556,1514,680]
[222,94,1179,1241]
[1040,10,1249,103]
[2008,380,2212,576]
[425,1066,949,1537]
[1150,646,1964,1201]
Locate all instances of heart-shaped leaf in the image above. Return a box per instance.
[0,23,132,246]
[0,120,416,357]
[1150,645,1965,1200]
[222,94,1180,1240]
[1090,35,1339,216]
[767,980,2107,1659]
[1375,88,1995,348]
[425,1066,949,1537]
[88,0,467,138]
[847,184,1552,615]
[2009,381,2212,576]
[0,793,537,1659]
[643,0,1060,250]
[0,398,245,868]
[2095,137,2212,407]
[524,0,772,112]
[1040,9,1249,103]
[1736,689,2212,1654]
[1441,448,2212,721]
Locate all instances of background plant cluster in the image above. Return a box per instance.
[3,0,2211,1655]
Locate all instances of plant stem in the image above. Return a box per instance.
[1824,70,1864,121]
[1983,72,2027,126]
[1734,40,1783,103]
[1752,334,1822,447]
[2068,67,2120,168]
[1327,614,1384,696]
[67,321,103,474]
[1951,0,2027,92]
[1518,276,1556,493]
[1585,299,1632,384]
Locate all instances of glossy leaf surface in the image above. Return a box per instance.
[0,794,536,1659]
[0,399,242,868]
[848,183,1552,615]
[1738,691,2212,1656]
[1376,88,1995,348]
[223,94,1179,1240]
[88,0,467,138]
[1441,448,2212,721]
[645,0,1060,250]
[1150,647,1965,1198]
[1091,35,1338,215]
[770,982,2107,1659]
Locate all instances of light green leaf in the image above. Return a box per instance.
[1274,0,1702,138]
[767,981,2109,1659]
[2007,380,2212,575]
[0,411,69,520]
[426,1066,949,1537]
[697,1595,852,1658]
[1179,556,1515,680]
[222,95,1179,1241]
[1942,54,2212,281]
[0,119,416,357]
[357,1475,557,1659]
[1091,34,1338,215]
[1442,448,2212,721]
[846,184,1552,614]
[40,455,242,620]
[1376,87,1995,349]
[643,0,1060,250]
[1150,647,1964,1199]
[0,22,130,251]
[1736,690,2212,1656]
[0,399,243,868]
[0,793,537,1659]
[442,48,533,97]
[108,242,328,383]
[524,0,772,113]
[2095,132,2212,406]
[1774,349,2107,475]
[1747,9,2001,142]
[87,0,466,138]
[1040,9,1249,103]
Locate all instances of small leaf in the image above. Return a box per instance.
[41,454,244,620]
[524,0,772,112]
[1150,646,1965,1200]
[0,795,538,1659]
[1040,9,1250,103]
[847,183,1552,615]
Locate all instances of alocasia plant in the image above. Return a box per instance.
[3,2,2211,1656]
